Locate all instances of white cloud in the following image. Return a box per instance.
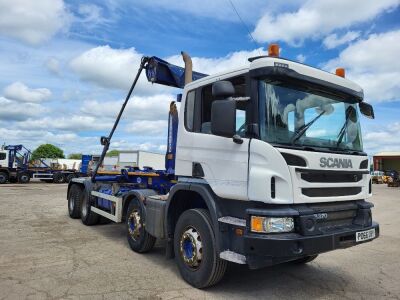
[81,93,173,121]
[16,115,113,132]
[76,3,110,29]
[70,45,266,92]
[0,0,70,45]
[363,122,400,154]
[0,96,49,121]
[296,54,306,63]
[323,30,400,102]
[252,0,399,45]
[45,57,61,75]
[3,82,52,103]
[323,31,361,49]
[125,120,168,135]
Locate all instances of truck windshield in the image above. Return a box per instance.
[258,80,363,153]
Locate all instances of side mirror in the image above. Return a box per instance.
[212,81,235,98]
[359,102,375,119]
[211,99,236,138]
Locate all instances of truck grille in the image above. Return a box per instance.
[301,172,362,183]
[302,187,361,197]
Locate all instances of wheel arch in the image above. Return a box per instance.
[122,189,158,221]
[165,183,221,253]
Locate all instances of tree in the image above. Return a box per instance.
[68,153,82,159]
[31,144,65,160]
[106,149,120,157]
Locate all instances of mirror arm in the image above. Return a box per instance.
[232,135,243,144]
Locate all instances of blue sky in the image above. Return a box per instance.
[0,0,399,156]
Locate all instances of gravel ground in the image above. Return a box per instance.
[0,182,399,299]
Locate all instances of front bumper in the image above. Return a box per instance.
[243,222,379,269]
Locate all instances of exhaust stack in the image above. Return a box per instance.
[181,51,193,85]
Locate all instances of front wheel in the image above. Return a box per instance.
[126,198,156,253]
[174,209,227,288]
[0,172,8,184]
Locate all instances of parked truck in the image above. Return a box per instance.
[67,45,379,288]
[0,145,93,184]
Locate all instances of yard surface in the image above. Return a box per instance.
[0,183,399,299]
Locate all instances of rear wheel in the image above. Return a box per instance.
[53,172,65,184]
[66,173,76,183]
[0,172,8,184]
[18,172,30,184]
[291,255,318,264]
[68,184,83,219]
[126,198,156,253]
[174,209,227,288]
[80,190,99,225]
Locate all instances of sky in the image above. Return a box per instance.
[0,0,399,156]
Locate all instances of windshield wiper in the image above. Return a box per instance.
[336,106,356,147]
[291,110,325,145]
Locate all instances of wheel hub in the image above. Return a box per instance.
[180,227,202,268]
[128,210,141,241]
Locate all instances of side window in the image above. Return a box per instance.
[184,90,195,132]
[0,152,6,160]
[200,76,247,135]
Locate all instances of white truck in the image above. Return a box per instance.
[67,45,379,288]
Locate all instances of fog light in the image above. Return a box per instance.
[250,216,294,233]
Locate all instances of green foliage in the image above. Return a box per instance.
[68,153,82,159]
[106,149,120,157]
[31,144,65,160]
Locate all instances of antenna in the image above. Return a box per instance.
[227,0,262,55]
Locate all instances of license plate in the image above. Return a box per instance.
[356,228,376,242]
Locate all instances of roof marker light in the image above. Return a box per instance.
[335,68,345,78]
[268,44,280,57]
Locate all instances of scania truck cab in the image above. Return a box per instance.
[67,44,379,288]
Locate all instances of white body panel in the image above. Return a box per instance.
[248,140,293,204]
[175,55,367,204]
[137,151,165,170]
[0,150,9,168]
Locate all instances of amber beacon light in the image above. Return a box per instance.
[268,43,280,57]
[335,68,345,78]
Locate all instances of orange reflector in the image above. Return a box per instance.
[251,216,264,233]
[268,44,280,57]
[335,68,345,78]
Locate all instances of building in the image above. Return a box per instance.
[99,150,165,170]
[373,152,400,172]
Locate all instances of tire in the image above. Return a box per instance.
[80,190,99,225]
[291,255,318,264]
[126,198,156,253]
[68,184,83,219]
[66,173,76,183]
[174,209,227,288]
[18,172,30,184]
[0,172,8,184]
[53,172,65,184]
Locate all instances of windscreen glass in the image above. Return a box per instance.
[259,80,363,152]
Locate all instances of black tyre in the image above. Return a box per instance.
[291,255,318,264]
[0,172,8,184]
[126,198,156,253]
[68,184,83,219]
[18,172,30,184]
[53,172,65,184]
[174,209,227,288]
[81,190,99,225]
[66,173,76,183]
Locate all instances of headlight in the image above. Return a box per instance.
[250,216,294,233]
